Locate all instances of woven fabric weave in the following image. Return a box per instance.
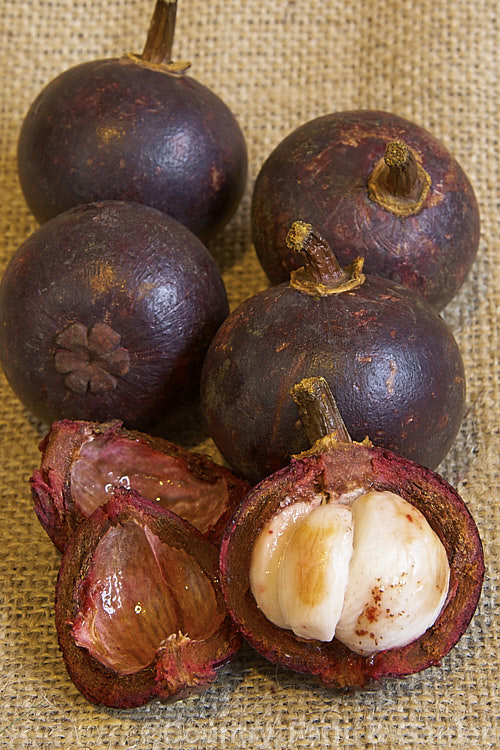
[0,1,498,747]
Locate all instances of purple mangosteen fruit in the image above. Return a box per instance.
[219,377,484,689]
[251,109,479,310]
[31,419,250,552]
[17,0,248,241]
[0,200,229,430]
[201,221,466,484]
[55,487,240,707]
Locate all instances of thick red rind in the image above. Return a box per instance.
[31,419,249,551]
[219,443,484,689]
[55,488,241,708]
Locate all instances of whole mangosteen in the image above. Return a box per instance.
[251,109,479,310]
[17,0,248,241]
[201,221,466,484]
[0,200,229,430]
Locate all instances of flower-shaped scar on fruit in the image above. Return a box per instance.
[219,377,484,688]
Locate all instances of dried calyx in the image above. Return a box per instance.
[130,0,190,74]
[286,221,365,296]
[250,378,450,655]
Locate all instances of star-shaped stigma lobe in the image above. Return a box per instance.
[54,322,131,395]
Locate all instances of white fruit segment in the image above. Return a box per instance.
[249,502,312,628]
[335,491,450,655]
[278,503,354,641]
[249,489,450,655]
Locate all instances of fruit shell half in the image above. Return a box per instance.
[31,418,250,551]
[219,441,484,689]
[55,488,241,708]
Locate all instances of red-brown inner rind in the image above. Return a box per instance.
[31,419,249,550]
[219,443,484,689]
[55,489,240,708]
[71,520,225,675]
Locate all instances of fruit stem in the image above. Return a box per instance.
[141,0,178,64]
[286,221,348,286]
[367,141,431,216]
[286,221,365,297]
[383,141,419,198]
[291,377,352,446]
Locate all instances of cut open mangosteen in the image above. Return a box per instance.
[31,419,249,551]
[219,378,484,689]
[55,488,240,707]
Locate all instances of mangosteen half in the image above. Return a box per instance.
[251,109,479,310]
[0,200,228,430]
[219,377,484,689]
[31,419,250,552]
[18,0,247,241]
[201,221,465,484]
[55,488,240,707]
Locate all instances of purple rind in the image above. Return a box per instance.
[251,109,479,311]
[200,273,466,483]
[18,57,248,241]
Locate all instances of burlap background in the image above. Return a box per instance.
[0,0,498,747]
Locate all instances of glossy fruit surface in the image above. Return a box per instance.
[17,2,247,240]
[251,109,479,310]
[31,419,250,551]
[201,224,465,484]
[55,488,240,707]
[220,440,484,689]
[0,200,228,429]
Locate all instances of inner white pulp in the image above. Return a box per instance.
[249,490,450,656]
